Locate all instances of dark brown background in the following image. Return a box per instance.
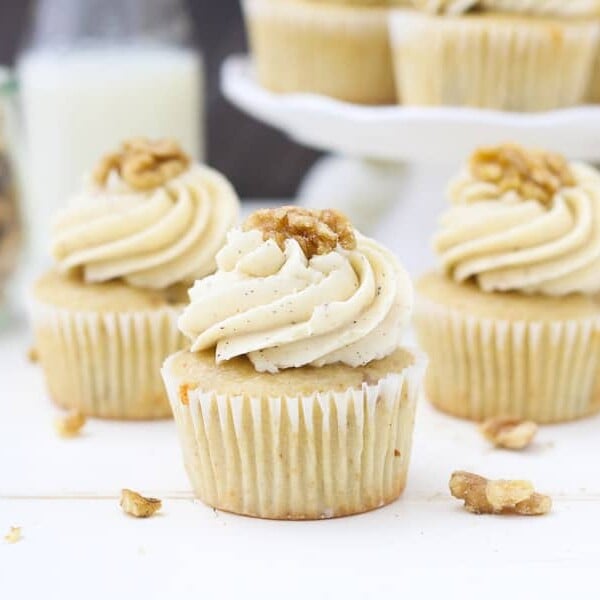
[0,0,319,198]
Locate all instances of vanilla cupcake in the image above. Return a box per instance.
[162,206,425,519]
[415,143,600,423]
[242,0,408,104]
[391,3,600,111]
[31,139,240,419]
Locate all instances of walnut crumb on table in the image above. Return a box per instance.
[4,526,22,544]
[120,489,162,518]
[479,417,538,450]
[54,410,86,438]
[449,471,552,516]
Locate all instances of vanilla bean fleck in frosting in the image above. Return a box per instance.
[51,139,239,290]
[179,207,413,373]
[434,144,600,296]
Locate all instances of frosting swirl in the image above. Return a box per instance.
[179,209,413,372]
[412,0,600,14]
[435,145,600,296]
[51,160,239,290]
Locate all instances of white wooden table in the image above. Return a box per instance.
[2,312,599,598]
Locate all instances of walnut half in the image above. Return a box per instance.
[480,417,538,450]
[470,143,575,206]
[243,206,357,258]
[120,489,162,518]
[449,471,552,516]
[93,138,190,191]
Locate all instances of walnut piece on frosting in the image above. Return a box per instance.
[470,143,575,206]
[480,416,538,450]
[120,489,162,518]
[449,471,552,516]
[243,206,357,258]
[93,138,191,191]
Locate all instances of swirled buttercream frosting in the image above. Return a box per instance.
[178,207,413,372]
[51,139,240,290]
[412,0,600,14]
[434,143,600,296]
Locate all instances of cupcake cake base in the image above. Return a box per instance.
[162,347,425,520]
[31,270,189,419]
[415,272,600,423]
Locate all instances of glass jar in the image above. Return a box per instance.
[0,68,21,309]
[17,0,205,266]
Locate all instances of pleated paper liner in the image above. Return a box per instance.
[242,0,397,104]
[162,348,426,519]
[31,299,187,419]
[389,11,600,111]
[415,296,600,423]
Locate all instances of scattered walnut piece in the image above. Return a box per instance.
[480,416,538,450]
[120,489,162,518]
[470,143,575,206]
[449,471,551,516]
[27,346,38,363]
[54,410,86,438]
[243,206,356,258]
[92,138,190,191]
[4,526,22,544]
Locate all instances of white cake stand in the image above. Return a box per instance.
[221,55,600,274]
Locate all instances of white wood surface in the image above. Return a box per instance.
[2,315,600,598]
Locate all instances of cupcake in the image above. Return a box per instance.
[414,143,600,423]
[391,3,600,111]
[242,0,407,105]
[31,138,240,419]
[162,206,425,519]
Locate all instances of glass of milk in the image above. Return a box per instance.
[16,0,205,267]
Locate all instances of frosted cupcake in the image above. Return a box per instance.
[391,2,600,111]
[415,143,600,423]
[242,0,408,105]
[31,139,240,419]
[162,206,425,519]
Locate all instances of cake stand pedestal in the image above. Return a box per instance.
[221,55,600,274]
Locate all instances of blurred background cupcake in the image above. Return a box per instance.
[31,138,240,419]
[415,143,600,423]
[391,1,600,110]
[163,206,425,519]
[242,0,410,104]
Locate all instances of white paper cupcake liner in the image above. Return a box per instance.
[242,0,397,104]
[389,11,600,110]
[162,350,426,519]
[31,299,187,419]
[415,297,600,423]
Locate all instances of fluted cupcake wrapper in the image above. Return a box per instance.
[389,11,600,111]
[162,351,425,520]
[242,0,397,105]
[415,297,600,423]
[30,299,187,419]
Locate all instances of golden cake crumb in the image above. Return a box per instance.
[470,143,575,206]
[120,489,162,518]
[449,471,551,516]
[479,417,538,450]
[243,206,356,258]
[93,138,190,191]
[4,526,22,544]
[54,410,86,438]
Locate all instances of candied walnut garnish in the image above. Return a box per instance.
[54,410,86,438]
[243,206,356,258]
[480,417,538,450]
[4,526,22,544]
[449,471,551,516]
[92,138,190,191]
[470,143,575,206]
[120,489,162,518]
